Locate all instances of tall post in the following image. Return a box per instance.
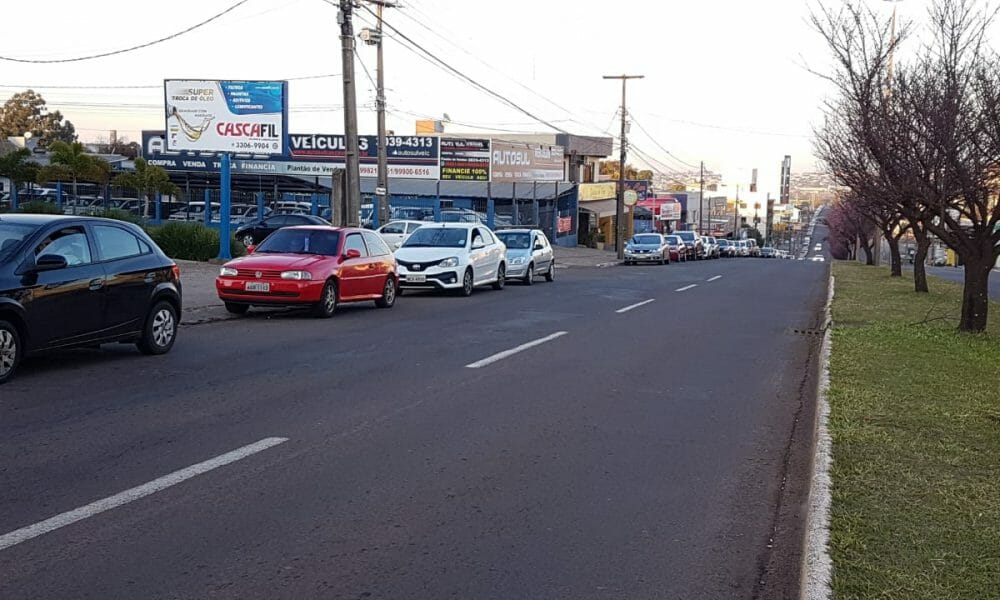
[603,74,644,260]
[375,1,390,226]
[218,153,232,261]
[339,0,362,226]
[698,161,704,233]
[734,184,740,238]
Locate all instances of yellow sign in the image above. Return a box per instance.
[578,182,617,202]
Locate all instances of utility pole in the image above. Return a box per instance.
[603,74,644,260]
[360,0,396,226]
[699,161,705,233]
[339,0,362,226]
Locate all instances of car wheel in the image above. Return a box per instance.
[224,302,249,315]
[545,261,555,282]
[523,262,534,285]
[313,280,338,318]
[137,300,178,355]
[492,264,506,290]
[0,320,22,384]
[241,234,254,246]
[459,268,474,297]
[375,276,397,308]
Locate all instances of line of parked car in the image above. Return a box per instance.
[623,232,792,264]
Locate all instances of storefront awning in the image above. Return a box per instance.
[579,198,619,218]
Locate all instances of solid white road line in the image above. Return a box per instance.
[707,275,723,282]
[0,437,289,552]
[615,299,656,314]
[676,284,698,292]
[465,331,569,368]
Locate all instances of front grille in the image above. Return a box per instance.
[236,269,282,279]
[397,259,439,271]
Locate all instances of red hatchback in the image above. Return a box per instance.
[216,226,398,317]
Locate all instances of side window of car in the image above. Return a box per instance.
[362,232,391,256]
[34,226,92,266]
[381,223,405,235]
[344,233,369,257]
[265,216,288,227]
[93,225,149,261]
[476,228,494,245]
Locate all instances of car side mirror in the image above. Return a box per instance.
[246,244,256,254]
[34,254,68,272]
[344,248,362,259]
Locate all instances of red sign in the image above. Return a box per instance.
[558,216,573,233]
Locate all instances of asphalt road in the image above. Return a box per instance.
[0,242,830,599]
[923,265,1000,300]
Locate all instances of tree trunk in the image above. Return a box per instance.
[859,233,874,265]
[958,257,994,333]
[886,230,902,277]
[912,228,930,293]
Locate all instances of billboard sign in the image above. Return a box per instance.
[577,182,617,202]
[659,201,682,221]
[288,134,439,179]
[439,138,491,181]
[490,140,564,182]
[165,80,288,155]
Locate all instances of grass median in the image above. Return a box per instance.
[828,262,1000,600]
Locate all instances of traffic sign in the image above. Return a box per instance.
[624,190,638,206]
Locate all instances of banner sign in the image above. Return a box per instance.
[577,182,617,202]
[624,179,651,200]
[659,201,682,221]
[490,140,564,182]
[164,80,287,155]
[439,138,491,181]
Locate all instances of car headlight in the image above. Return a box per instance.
[509,256,528,265]
[437,256,459,268]
[281,270,312,280]
[219,267,238,277]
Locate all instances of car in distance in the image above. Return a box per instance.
[495,229,555,284]
[717,239,735,257]
[234,214,330,247]
[624,233,671,265]
[665,234,689,262]
[0,214,182,383]
[674,230,705,260]
[702,236,721,259]
[377,220,425,250]
[760,246,777,258]
[216,226,397,317]
[394,223,506,296]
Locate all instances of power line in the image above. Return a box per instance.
[640,112,810,139]
[353,3,567,134]
[0,74,341,91]
[0,0,252,63]
[629,115,701,170]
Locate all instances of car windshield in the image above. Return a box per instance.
[402,227,468,248]
[255,229,341,255]
[676,232,696,241]
[631,235,661,245]
[0,222,36,262]
[665,236,681,244]
[497,232,531,249]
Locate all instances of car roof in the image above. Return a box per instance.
[283,225,360,232]
[496,228,540,234]
[417,222,480,230]
[384,219,426,225]
[0,214,109,226]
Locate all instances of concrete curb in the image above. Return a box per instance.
[801,274,835,600]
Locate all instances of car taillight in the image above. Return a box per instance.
[171,264,181,280]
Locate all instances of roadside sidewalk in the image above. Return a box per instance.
[554,246,619,268]
[176,260,232,325]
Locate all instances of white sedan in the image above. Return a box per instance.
[394,223,507,296]
[377,220,426,249]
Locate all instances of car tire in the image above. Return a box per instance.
[0,320,22,384]
[137,300,178,356]
[241,234,254,247]
[225,302,249,315]
[523,263,534,285]
[492,264,506,290]
[545,261,554,282]
[375,276,397,308]
[459,268,474,297]
[313,280,339,318]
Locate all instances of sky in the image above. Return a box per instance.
[0,0,932,197]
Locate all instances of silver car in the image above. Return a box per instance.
[495,229,555,285]
[624,233,671,265]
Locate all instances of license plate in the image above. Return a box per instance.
[407,274,426,283]
[245,282,270,292]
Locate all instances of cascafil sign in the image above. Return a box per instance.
[490,140,564,182]
[164,80,288,155]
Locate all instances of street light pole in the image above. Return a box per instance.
[603,74,644,260]
[339,0,362,226]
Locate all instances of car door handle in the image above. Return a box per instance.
[89,278,105,291]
